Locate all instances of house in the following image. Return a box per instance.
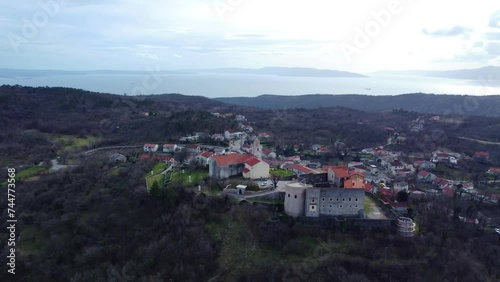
[196,151,213,167]
[394,181,409,191]
[442,186,455,198]
[235,115,246,122]
[432,151,450,163]
[388,161,405,175]
[211,134,225,142]
[391,202,409,214]
[209,154,269,180]
[414,160,436,171]
[344,178,365,189]
[312,144,322,151]
[283,163,317,176]
[242,156,270,180]
[325,166,350,187]
[474,152,490,163]
[186,144,201,154]
[417,171,436,182]
[487,167,500,175]
[437,179,450,190]
[286,155,301,163]
[213,147,226,155]
[109,153,127,162]
[293,144,300,152]
[263,149,277,159]
[258,132,270,139]
[162,144,178,153]
[143,144,159,152]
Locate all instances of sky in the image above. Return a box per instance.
[1,0,499,73]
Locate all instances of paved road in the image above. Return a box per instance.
[82,145,142,156]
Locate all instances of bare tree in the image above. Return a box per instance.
[270,171,280,190]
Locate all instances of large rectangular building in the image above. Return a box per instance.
[305,188,364,218]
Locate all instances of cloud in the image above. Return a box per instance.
[489,11,500,28]
[486,32,500,40]
[422,26,471,37]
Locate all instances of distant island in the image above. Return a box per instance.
[194,67,367,78]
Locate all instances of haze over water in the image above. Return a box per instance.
[1,73,499,98]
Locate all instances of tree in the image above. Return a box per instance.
[150,180,160,197]
[270,171,281,190]
[396,190,409,202]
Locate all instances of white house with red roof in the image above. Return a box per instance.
[242,156,270,179]
[143,143,158,152]
[487,167,500,175]
[209,154,269,180]
[162,144,178,153]
[196,151,213,167]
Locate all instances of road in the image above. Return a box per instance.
[82,145,143,156]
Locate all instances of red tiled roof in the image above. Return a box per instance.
[418,171,430,177]
[364,184,374,192]
[344,179,365,189]
[326,166,349,178]
[245,156,261,167]
[488,167,500,173]
[144,143,157,147]
[284,163,315,174]
[443,186,454,197]
[212,154,253,167]
[263,149,272,155]
[390,161,404,167]
[199,151,213,158]
[475,151,489,157]
[243,167,250,173]
[163,144,176,147]
[186,144,199,149]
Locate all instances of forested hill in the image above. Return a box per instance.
[214,93,500,117]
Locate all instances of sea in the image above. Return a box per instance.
[1,72,499,97]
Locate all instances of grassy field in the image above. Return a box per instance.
[146,174,165,191]
[53,135,99,152]
[151,162,167,174]
[270,168,295,178]
[16,166,50,181]
[18,225,47,256]
[171,170,208,186]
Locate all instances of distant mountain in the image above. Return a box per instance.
[195,67,367,78]
[214,93,500,117]
[373,66,500,80]
[0,68,188,78]
[424,66,500,80]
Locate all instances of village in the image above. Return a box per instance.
[135,111,500,236]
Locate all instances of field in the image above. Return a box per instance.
[146,174,165,191]
[270,168,295,178]
[53,135,100,153]
[16,166,50,181]
[171,170,208,186]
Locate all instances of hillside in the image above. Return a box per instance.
[214,93,500,117]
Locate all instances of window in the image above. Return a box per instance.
[340,204,343,208]
[288,194,290,197]
[336,198,339,202]
[342,198,345,201]
[355,198,358,202]
[312,198,315,203]
[322,197,325,202]
[349,198,351,202]
[329,197,333,202]
[329,204,333,208]
[294,195,297,199]
[309,205,316,212]
[322,205,325,208]
[355,204,358,208]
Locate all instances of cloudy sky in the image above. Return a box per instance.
[1,0,499,73]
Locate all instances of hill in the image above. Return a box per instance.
[214,93,500,117]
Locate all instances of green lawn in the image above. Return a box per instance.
[53,135,99,152]
[18,226,47,256]
[16,166,50,181]
[171,170,208,186]
[364,198,373,214]
[151,162,167,174]
[270,168,295,178]
[146,173,165,191]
